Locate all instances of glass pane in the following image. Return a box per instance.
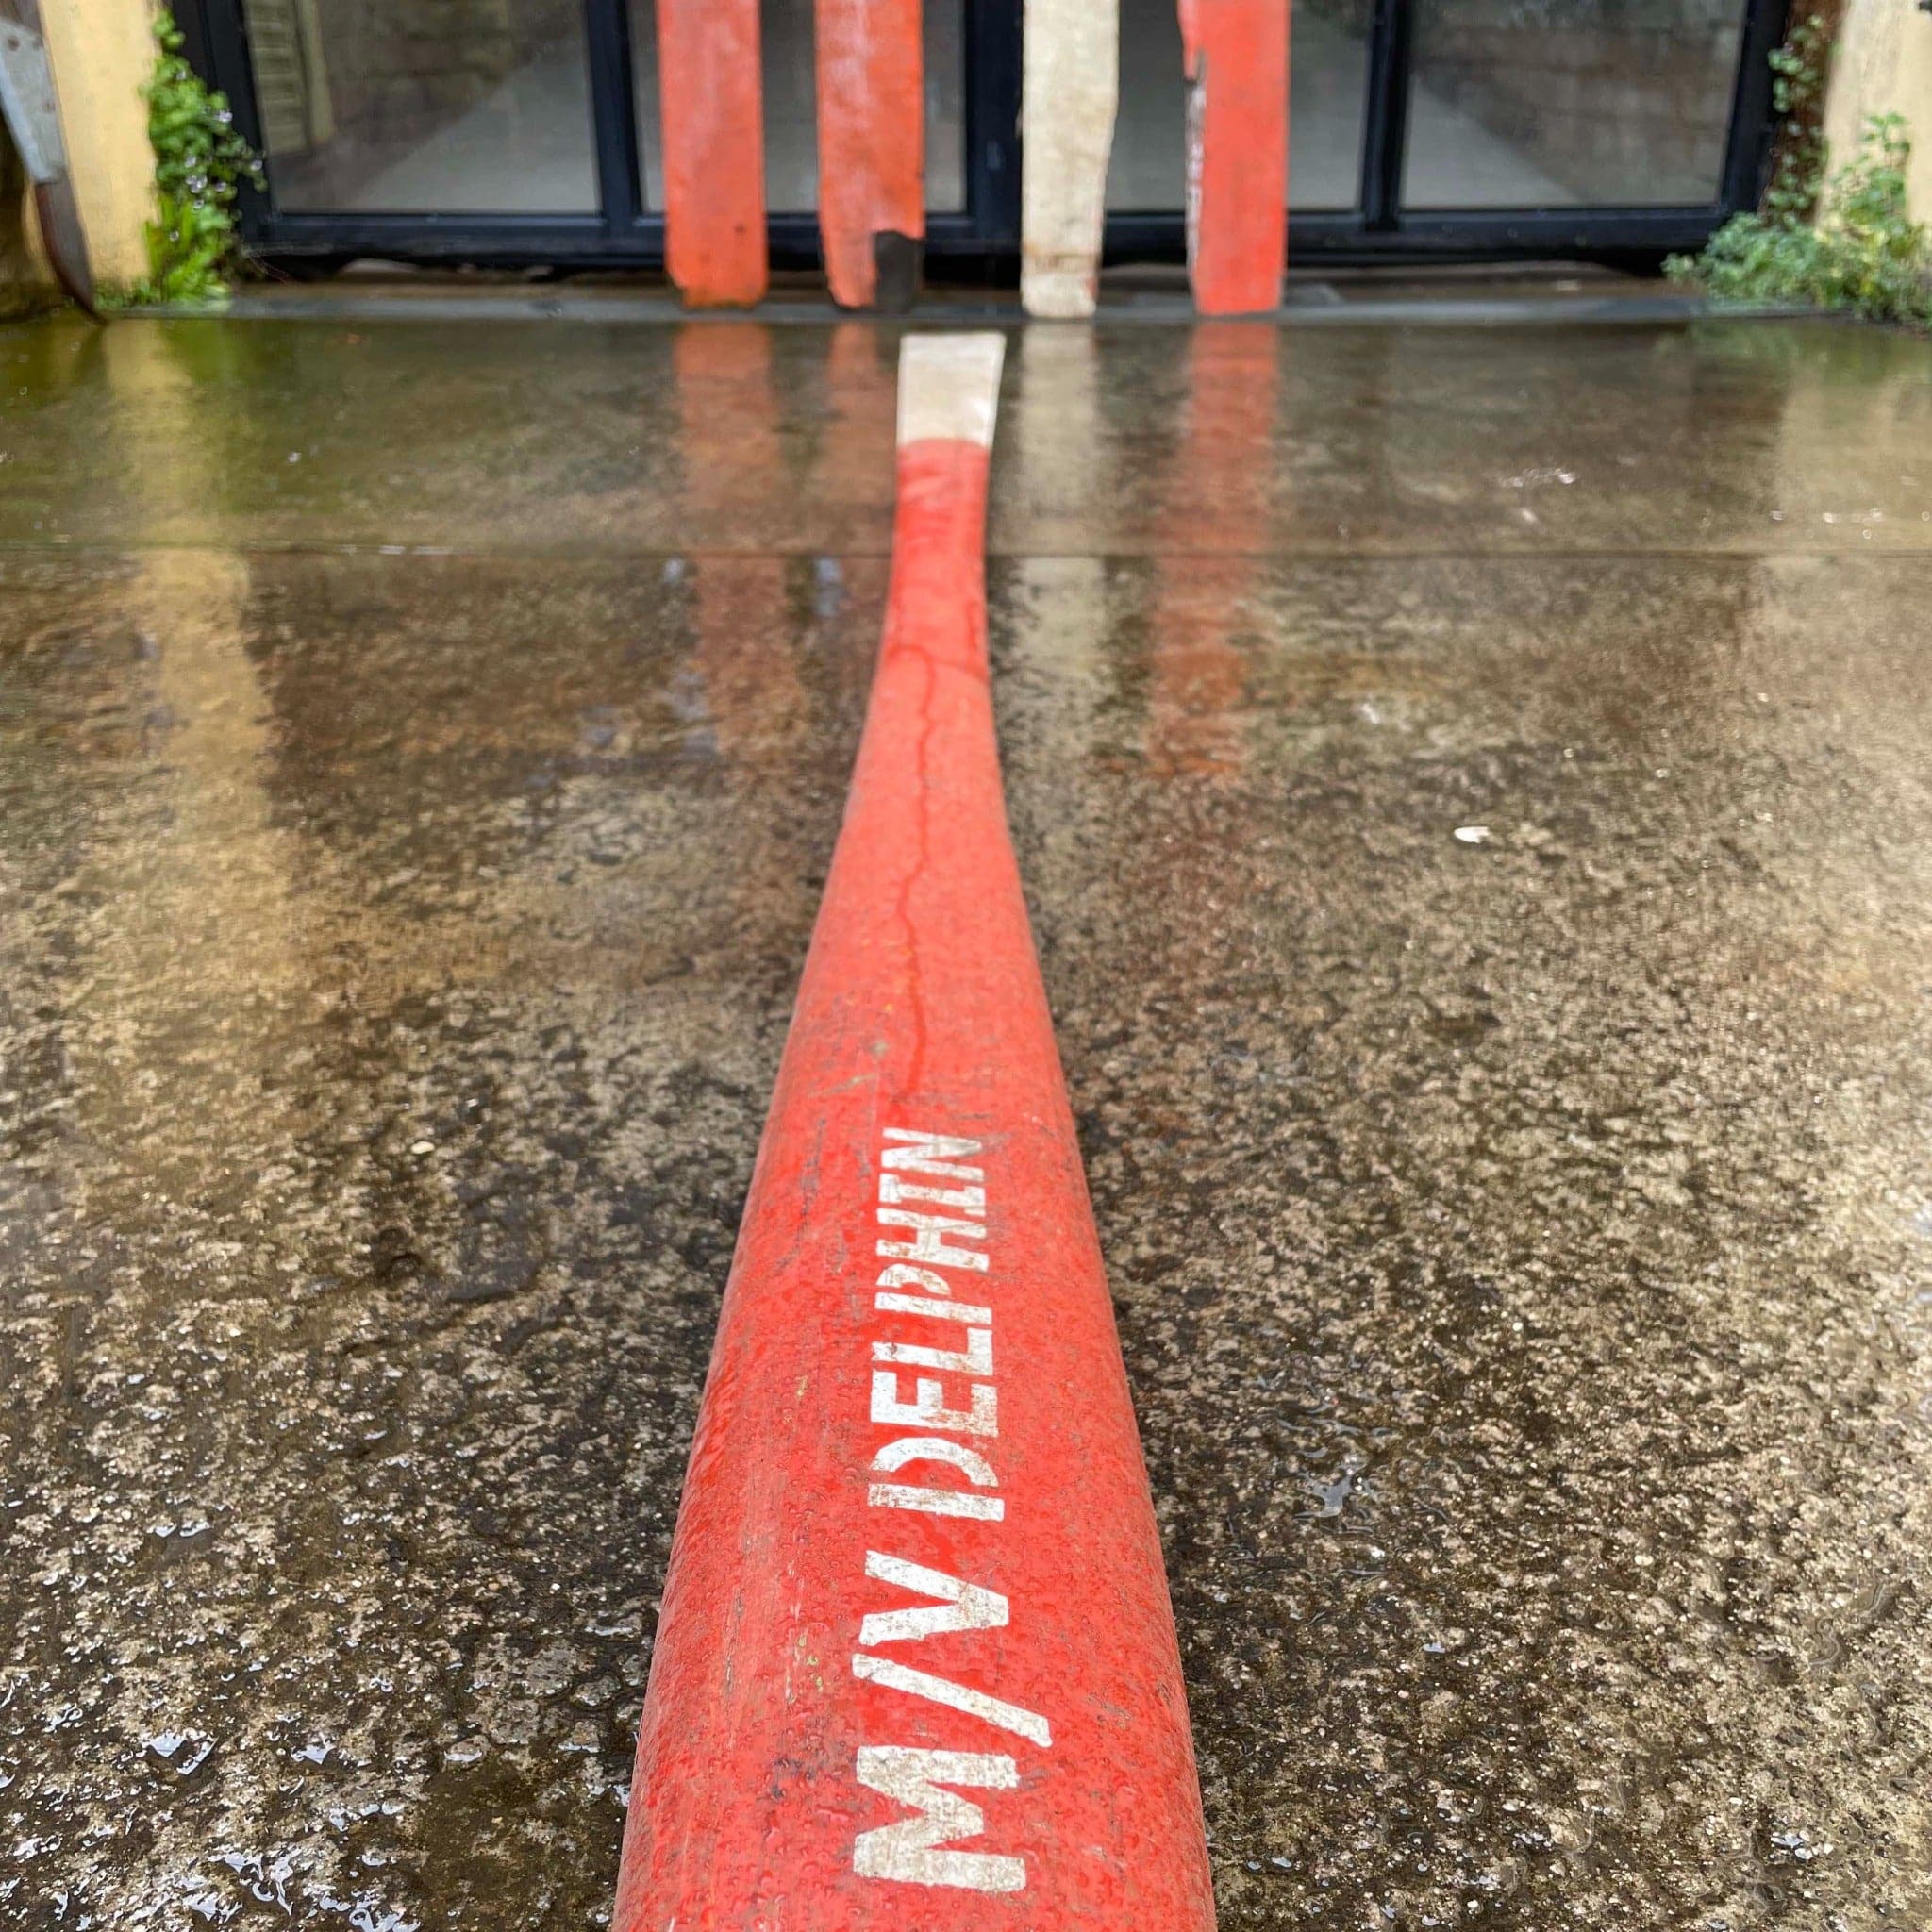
[1294,0,1373,210]
[1402,0,1747,208]
[631,0,967,216]
[1108,0,1367,212]
[244,0,600,213]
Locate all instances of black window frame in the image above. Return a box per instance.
[177,0,1788,276]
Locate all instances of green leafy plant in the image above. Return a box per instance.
[1669,114,1931,328]
[128,10,263,305]
[1668,15,1931,330]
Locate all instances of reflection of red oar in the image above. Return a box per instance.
[0,0,99,317]
[611,334,1216,1929]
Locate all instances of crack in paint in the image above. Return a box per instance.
[891,643,940,1105]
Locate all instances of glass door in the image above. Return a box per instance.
[183,0,1783,272]
[233,0,604,215]
[1108,0,1372,215]
[1400,0,1753,210]
[625,0,971,222]
[185,0,1015,267]
[1110,0,1784,262]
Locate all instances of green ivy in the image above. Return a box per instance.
[128,9,263,306]
[1668,16,1931,330]
[1761,10,1829,224]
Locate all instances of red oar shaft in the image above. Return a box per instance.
[1180,0,1290,315]
[611,335,1216,1928]
[655,0,768,307]
[815,0,925,309]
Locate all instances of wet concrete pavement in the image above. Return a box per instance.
[2,313,1930,1929]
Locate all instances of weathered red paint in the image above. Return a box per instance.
[611,341,1217,1928]
[815,0,925,308]
[1179,0,1290,315]
[656,0,768,307]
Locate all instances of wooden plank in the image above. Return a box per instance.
[1179,0,1289,315]
[815,0,924,310]
[656,0,768,308]
[1021,0,1120,318]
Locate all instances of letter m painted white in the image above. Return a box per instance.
[852,1745,1025,1893]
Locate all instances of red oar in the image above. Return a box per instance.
[655,0,767,307]
[611,334,1216,1928]
[1180,0,1290,315]
[815,0,924,310]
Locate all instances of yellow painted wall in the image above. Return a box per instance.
[1821,0,1932,219]
[42,0,158,287]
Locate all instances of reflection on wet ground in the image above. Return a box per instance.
[2,314,1930,1929]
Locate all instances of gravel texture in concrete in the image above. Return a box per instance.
[2,314,1930,1929]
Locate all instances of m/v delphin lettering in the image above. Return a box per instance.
[850,1128,1049,1894]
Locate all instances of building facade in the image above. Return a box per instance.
[7,0,1932,313]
